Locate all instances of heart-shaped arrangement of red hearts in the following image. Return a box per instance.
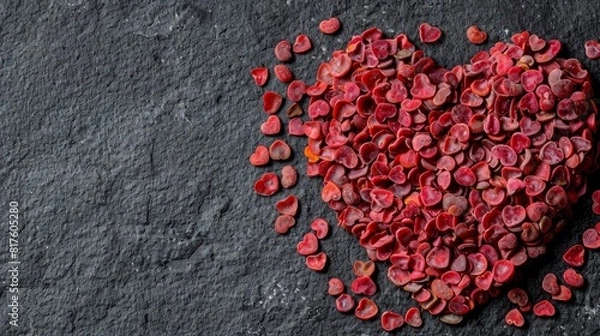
[303,26,598,316]
[250,22,600,330]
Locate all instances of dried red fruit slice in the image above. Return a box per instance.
[251,67,268,86]
[419,23,442,43]
[306,252,327,271]
[262,91,283,114]
[310,218,329,239]
[293,34,312,54]
[285,104,303,119]
[281,165,298,189]
[381,311,404,332]
[274,215,295,234]
[529,34,546,51]
[541,273,560,295]
[439,313,463,325]
[275,195,299,217]
[321,181,341,202]
[507,288,529,306]
[466,25,487,44]
[260,115,282,135]
[287,80,307,102]
[353,260,376,277]
[492,260,515,283]
[269,140,292,160]
[426,246,450,269]
[355,298,378,320]
[563,244,586,267]
[329,53,352,78]
[592,190,600,203]
[502,205,526,227]
[533,300,555,317]
[562,268,585,288]
[274,40,293,62]
[351,275,377,295]
[405,307,423,328]
[274,64,294,83]
[297,233,319,256]
[431,278,454,300]
[254,173,279,197]
[249,145,270,166]
[410,73,437,99]
[288,118,304,137]
[420,186,442,207]
[454,166,476,186]
[585,40,600,60]
[328,278,345,296]
[582,228,600,249]
[319,17,341,35]
[335,294,355,313]
[505,308,525,327]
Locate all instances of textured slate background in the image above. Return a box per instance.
[1,0,600,335]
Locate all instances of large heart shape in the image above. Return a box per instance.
[303,28,598,317]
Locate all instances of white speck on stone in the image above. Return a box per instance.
[286,0,291,5]
[504,29,510,36]
[582,304,599,319]
[261,280,296,308]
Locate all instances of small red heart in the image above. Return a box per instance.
[305,252,327,271]
[374,102,397,122]
[350,275,377,295]
[253,173,279,197]
[296,233,318,255]
[541,273,560,295]
[533,300,555,317]
[269,140,291,161]
[562,244,585,267]
[275,195,298,216]
[418,23,442,43]
[466,25,487,44]
[250,67,268,86]
[249,145,269,166]
[582,228,600,249]
[318,17,341,35]
[410,73,436,99]
[528,34,546,51]
[293,34,312,54]
[321,181,341,202]
[404,307,422,327]
[381,311,404,332]
[310,218,329,239]
[352,260,375,277]
[288,118,304,136]
[274,215,295,234]
[262,91,283,114]
[585,40,600,59]
[260,115,281,135]
[505,308,525,327]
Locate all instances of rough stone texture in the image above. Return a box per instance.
[1,0,600,335]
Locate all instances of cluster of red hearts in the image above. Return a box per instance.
[250,20,600,331]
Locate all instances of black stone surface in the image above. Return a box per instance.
[2,0,600,335]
